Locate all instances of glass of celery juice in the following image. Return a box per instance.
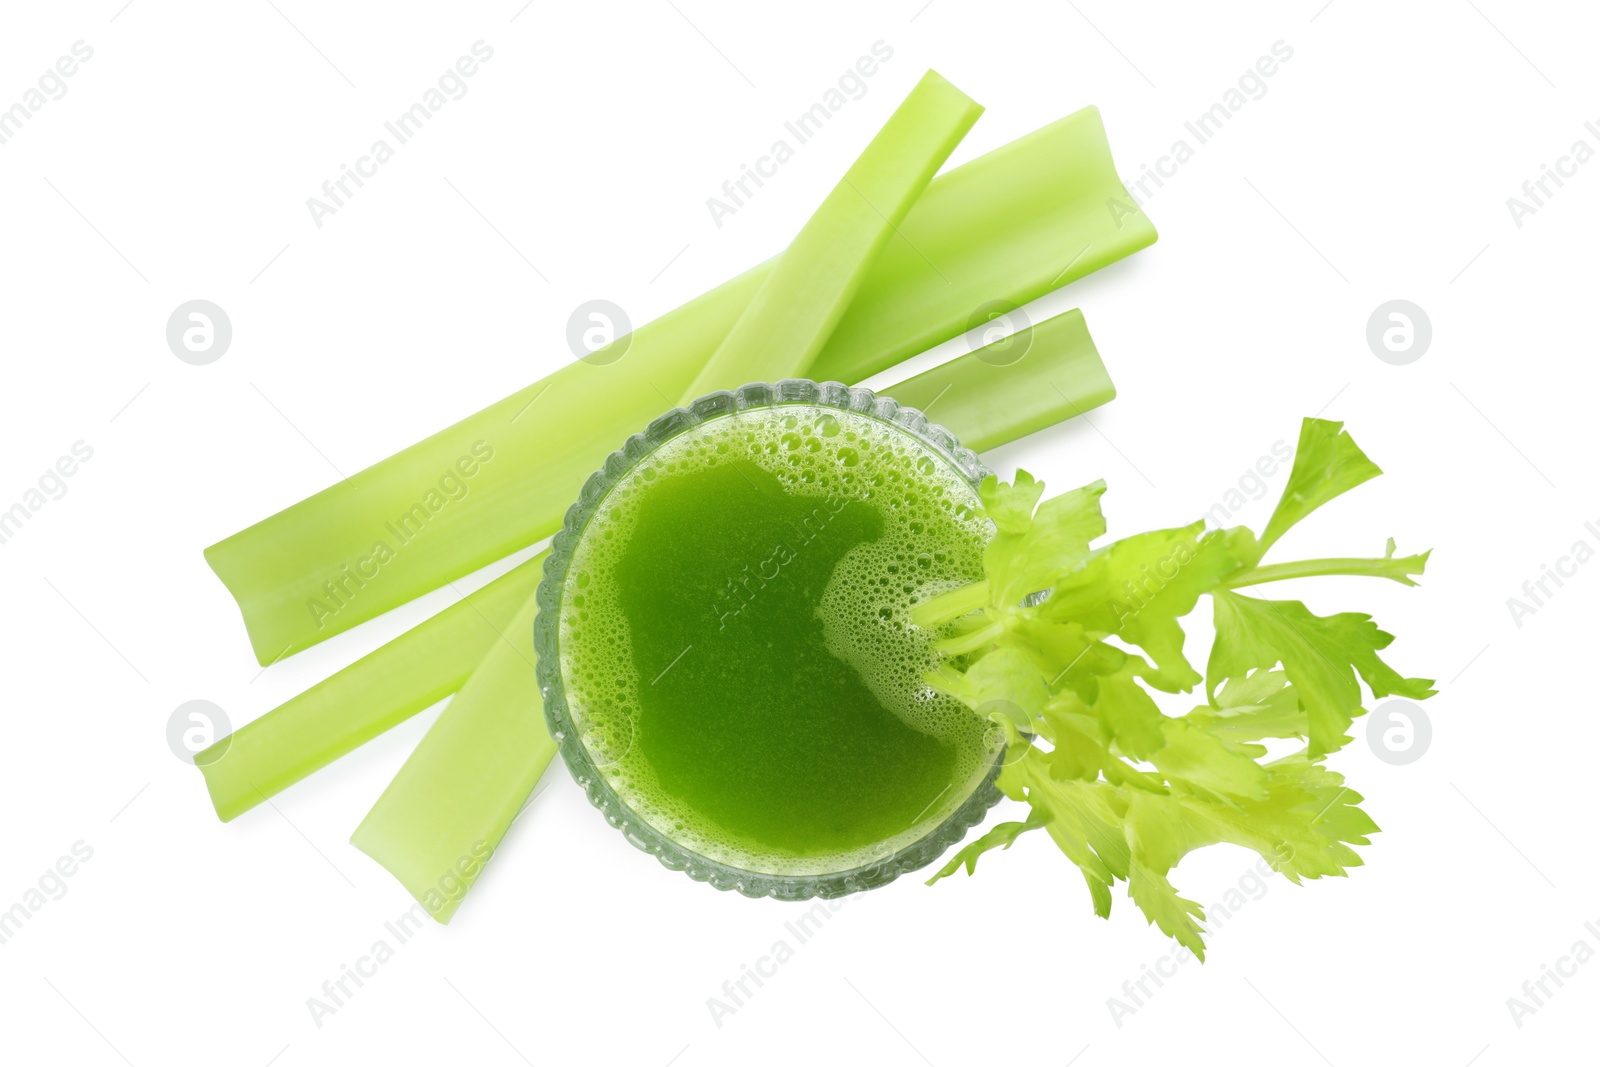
[535,380,1003,898]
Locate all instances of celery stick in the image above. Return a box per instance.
[350,314,1118,923]
[205,106,1155,665]
[884,309,1113,454]
[827,106,1147,365]
[195,554,542,821]
[350,580,549,924]
[681,70,981,402]
[193,312,1115,826]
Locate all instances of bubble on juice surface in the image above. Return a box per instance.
[556,405,1000,877]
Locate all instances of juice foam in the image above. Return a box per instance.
[557,404,999,876]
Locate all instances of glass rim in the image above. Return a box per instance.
[534,378,1004,901]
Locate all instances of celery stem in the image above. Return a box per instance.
[1222,556,1423,589]
[913,580,992,628]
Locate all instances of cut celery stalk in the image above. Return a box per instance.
[681,70,981,402]
[350,564,550,924]
[349,312,1117,923]
[205,105,1156,665]
[885,309,1113,454]
[352,51,978,897]
[195,555,543,822]
[192,312,1111,825]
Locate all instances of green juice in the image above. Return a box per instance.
[555,404,999,877]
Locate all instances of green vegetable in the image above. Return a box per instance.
[885,309,1112,454]
[204,103,1156,665]
[195,554,542,822]
[341,311,1120,922]
[193,309,1114,826]
[920,418,1434,958]
[682,70,982,401]
[351,571,551,924]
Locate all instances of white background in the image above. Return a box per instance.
[0,1,1594,1064]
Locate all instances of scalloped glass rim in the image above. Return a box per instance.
[534,379,1004,900]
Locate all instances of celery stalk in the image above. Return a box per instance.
[195,555,542,821]
[349,312,1118,923]
[681,70,981,402]
[205,105,1156,665]
[193,311,1113,825]
[350,573,549,924]
[885,309,1113,454]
